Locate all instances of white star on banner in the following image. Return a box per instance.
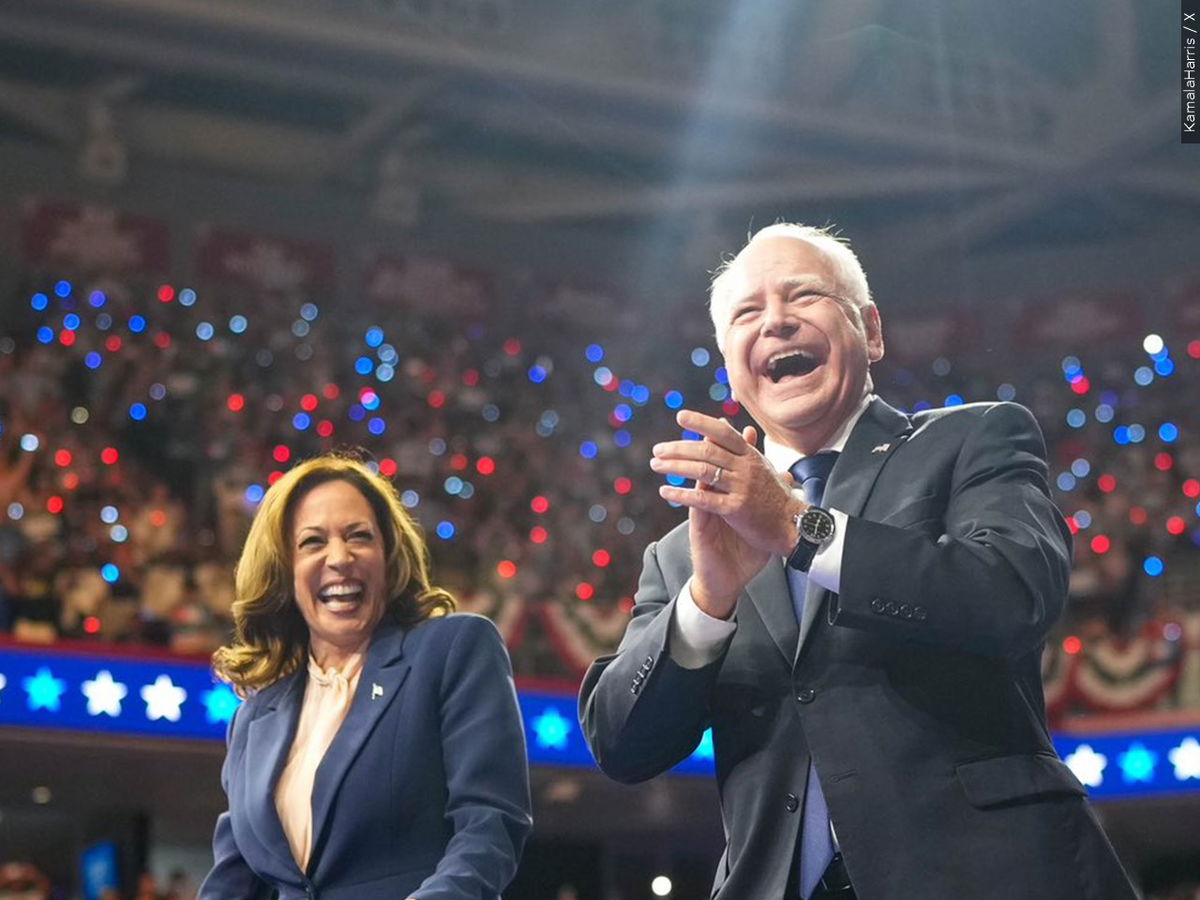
[1064,744,1108,788]
[1169,737,1200,782]
[82,670,128,717]
[141,675,187,722]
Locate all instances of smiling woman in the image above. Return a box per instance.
[202,452,531,900]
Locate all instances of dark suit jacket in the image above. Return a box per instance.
[580,399,1137,900]
[200,613,531,900]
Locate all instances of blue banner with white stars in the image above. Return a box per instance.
[2,643,1198,793]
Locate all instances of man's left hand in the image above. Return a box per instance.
[652,410,804,557]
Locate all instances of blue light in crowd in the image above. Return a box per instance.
[355,356,374,376]
[36,326,54,344]
[1056,473,1076,492]
[63,313,81,331]
[23,667,67,711]
[1061,356,1082,376]
[101,563,120,583]
[1113,426,1130,445]
[300,303,319,321]
[580,441,598,459]
[148,382,166,402]
[585,344,604,363]
[54,280,72,298]
[229,315,248,334]
[1155,358,1175,377]
[436,521,456,540]
[631,385,651,405]
[613,404,632,423]
[292,413,311,431]
[245,484,265,504]
[1119,743,1158,783]
[664,390,684,409]
[691,347,711,367]
[913,400,932,413]
[429,438,447,455]
[593,366,613,387]
[528,365,548,384]
[1066,409,1086,429]
[444,477,464,496]
[1128,424,1146,443]
[84,352,102,370]
[996,383,1016,401]
[666,474,686,486]
[96,314,112,330]
[944,394,964,407]
[365,327,385,348]
[709,383,730,401]
[178,288,197,307]
[89,290,106,308]
[1095,404,1115,423]
[361,391,381,411]
[715,366,729,384]
[129,403,147,421]
[1074,510,1093,529]
[682,429,702,441]
[348,404,366,422]
[1071,459,1091,478]
[618,380,635,398]
[1160,423,1179,442]
[401,490,420,508]
[376,365,395,382]
[128,315,147,334]
[100,506,119,524]
[291,320,310,338]
[613,430,632,448]
[196,322,214,341]
[1144,557,1165,577]
[367,417,386,435]
[482,404,500,422]
[1134,367,1154,386]
[30,293,49,311]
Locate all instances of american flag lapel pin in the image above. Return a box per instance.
[371,683,383,700]
[872,443,891,454]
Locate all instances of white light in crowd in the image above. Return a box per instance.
[650,876,672,897]
[32,786,52,805]
[1142,334,1164,355]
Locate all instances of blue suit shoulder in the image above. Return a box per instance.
[907,400,1043,442]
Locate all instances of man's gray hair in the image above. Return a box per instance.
[708,223,872,352]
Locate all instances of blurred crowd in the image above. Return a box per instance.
[1,271,1198,705]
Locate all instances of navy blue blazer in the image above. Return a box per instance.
[199,613,532,900]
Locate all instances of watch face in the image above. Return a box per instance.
[800,508,835,543]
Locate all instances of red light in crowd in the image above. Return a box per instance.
[1189,340,1200,359]
[450,453,468,471]
[1184,479,1200,498]
[1062,636,1082,655]
[1155,452,1173,471]
[273,445,291,464]
[59,329,76,347]
[227,393,245,412]
[592,549,611,567]
[268,471,284,485]
[531,496,550,514]
[607,412,623,429]
[54,449,72,467]
[503,338,522,356]
[575,582,595,601]
[379,458,398,477]
[83,616,101,635]
[1097,474,1117,493]
[723,399,741,417]
[614,477,633,495]
[316,420,334,438]
[100,447,119,465]
[427,390,446,409]
[497,560,517,579]
[150,509,167,527]
[476,457,496,476]
[323,383,340,400]
[105,335,122,352]
[154,331,171,350]
[1070,377,1090,395]
[63,473,79,491]
[1167,516,1187,535]
[301,394,319,412]
[46,496,64,514]
[157,285,175,303]
[1065,517,1079,535]
[1129,507,1148,525]
[1090,535,1111,554]
[462,369,480,387]
[530,526,548,544]
[603,379,619,392]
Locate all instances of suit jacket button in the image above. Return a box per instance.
[899,604,912,618]
[786,793,800,813]
[871,598,885,613]
[914,606,928,621]
[885,600,899,615]
[797,688,816,704]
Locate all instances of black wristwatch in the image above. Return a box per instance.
[786,506,836,572]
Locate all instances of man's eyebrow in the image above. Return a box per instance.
[728,276,838,309]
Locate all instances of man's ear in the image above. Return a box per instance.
[863,303,884,363]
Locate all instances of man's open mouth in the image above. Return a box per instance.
[765,350,821,383]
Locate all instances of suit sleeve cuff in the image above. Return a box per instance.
[668,578,736,669]
[806,508,848,594]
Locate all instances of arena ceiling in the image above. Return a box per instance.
[0,0,1191,261]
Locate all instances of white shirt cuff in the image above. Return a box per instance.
[805,508,848,595]
[668,578,737,669]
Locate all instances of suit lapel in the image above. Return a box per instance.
[307,622,412,872]
[244,670,307,876]
[796,398,913,661]
[745,556,798,667]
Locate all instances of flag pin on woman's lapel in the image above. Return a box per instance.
[371,683,383,700]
